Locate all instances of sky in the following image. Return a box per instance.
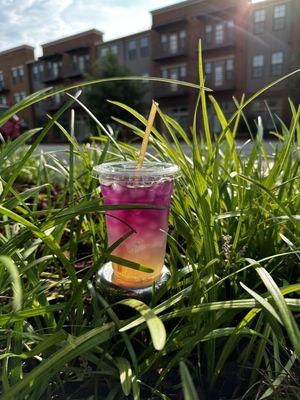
[0,0,184,56]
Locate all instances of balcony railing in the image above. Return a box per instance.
[202,37,236,51]
[0,83,9,93]
[153,83,189,98]
[205,77,235,91]
[42,68,64,83]
[153,44,187,61]
[64,64,90,79]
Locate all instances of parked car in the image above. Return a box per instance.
[0,105,21,140]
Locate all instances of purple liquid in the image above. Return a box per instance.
[101,180,174,288]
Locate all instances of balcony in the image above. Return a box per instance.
[153,45,187,61]
[206,77,235,91]
[64,64,90,79]
[202,37,236,51]
[42,68,64,83]
[153,83,189,99]
[0,83,9,93]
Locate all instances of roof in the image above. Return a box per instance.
[42,29,103,48]
[0,44,34,57]
[96,30,151,46]
[151,0,206,15]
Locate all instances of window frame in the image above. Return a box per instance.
[253,9,266,34]
[252,54,265,78]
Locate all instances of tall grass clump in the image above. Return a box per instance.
[0,49,299,399]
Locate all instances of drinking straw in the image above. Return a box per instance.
[137,100,158,169]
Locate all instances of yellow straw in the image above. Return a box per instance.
[137,100,158,169]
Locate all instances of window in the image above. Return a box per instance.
[161,34,168,51]
[0,71,4,89]
[179,30,186,48]
[226,58,234,80]
[273,4,286,30]
[254,9,266,34]
[140,37,149,57]
[214,65,224,86]
[252,55,264,78]
[100,47,108,57]
[180,64,187,78]
[215,24,224,45]
[18,65,24,82]
[0,95,7,105]
[11,67,18,84]
[39,64,44,73]
[111,44,118,55]
[205,24,212,44]
[128,40,137,60]
[169,33,178,53]
[205,62,212,84]
[227,20,235,41]
[14,92,25,103]
[161,67,168,79]
[170,68,178,91]
[78,55,86,72]
[33,65,39,76]
[271,51,284,75]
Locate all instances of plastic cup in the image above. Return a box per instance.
[93,161,180,289]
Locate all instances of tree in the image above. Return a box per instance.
[84,53,146,132]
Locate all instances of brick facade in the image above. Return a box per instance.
[0,45,35,129]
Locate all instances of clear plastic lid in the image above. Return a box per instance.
[92,161,180,183]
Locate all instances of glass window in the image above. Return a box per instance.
[271,51,284,75]
[252,55,264,78]
[161,34,168,52]
[180,65,187,78]
[14,93,21,103]
[205,62,212,74]
[11,67,18,84]
[140,37,148,47]
[33,65,39,75]
[227,20,235,41]
[140,37,149,58]
[0,95,7,105]
[128,40,137,60]
[169,33,178,53]
[78,55,86,71]
[39,64,44,72]
[226,58,234,80]
[274,4,286,18]
[215,24,224,44]
[18,65,24,78]
[205,24,212,44]
[214,65,223,87]
[0,71,4,88]
[111,44,118,55]
[100,47,108,57]
[179,30,186,49]
[273,4,286,30]
[170,68,178,91]
[254,9,266,34]
[161,68,168,79]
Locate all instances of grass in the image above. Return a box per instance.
[0,54,299,399]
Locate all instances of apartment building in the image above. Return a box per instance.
[151,0,300,133]
[0,45,35,129]
[28,29,103,142]
[246,0,298,129]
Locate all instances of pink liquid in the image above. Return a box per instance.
[101,180,173,288]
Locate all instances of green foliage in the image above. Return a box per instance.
[0,58,299,399]
[85,53,146,128]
